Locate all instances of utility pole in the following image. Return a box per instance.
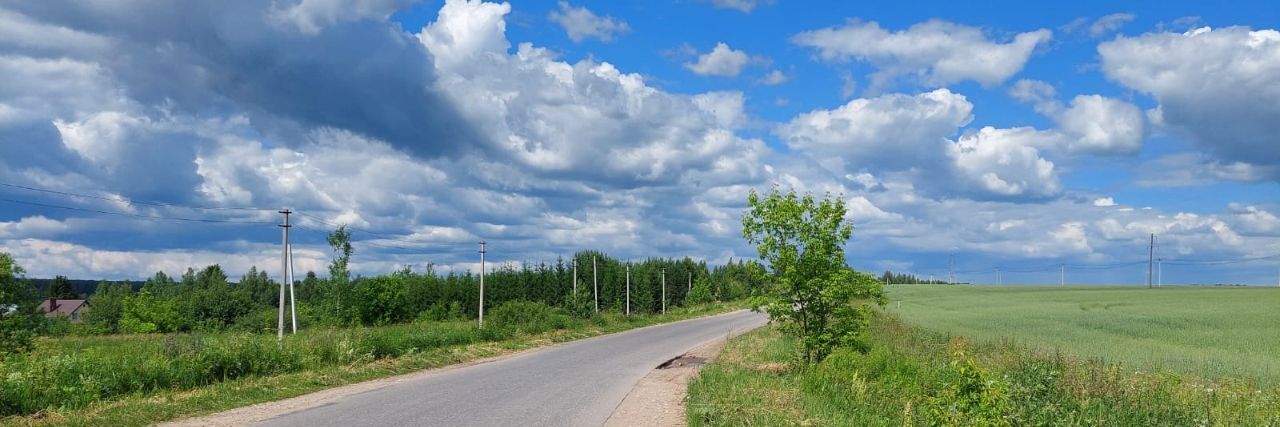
[948,254,955,285]
[287,243,297,334]
[687,271,692,296]
[277,209,291,342]
[1152,233,1162,290]
[478,241,486,328]
[572,258,578,295]
[626,264,631,316]
[1157,258,1163,287]
[593,256,598,314]
[661,268,667,315]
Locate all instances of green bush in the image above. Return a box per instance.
[487,300,572,335]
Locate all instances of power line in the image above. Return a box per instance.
[0,196,274,225]
[0,182,269,212]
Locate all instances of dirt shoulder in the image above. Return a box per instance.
[603,328,748,427]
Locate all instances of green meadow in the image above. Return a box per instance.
[886,284,1280,385]
[688,285,1280,426]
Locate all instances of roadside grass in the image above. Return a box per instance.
[688,319,1280,426]
[1,301,745,427]
[885,285,1280,385]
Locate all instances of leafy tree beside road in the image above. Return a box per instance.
[0,253,39,355]
[742,188,885,363]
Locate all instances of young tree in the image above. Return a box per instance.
[0,253,39,355]
[742,188,886,363]
[327,225,353,285]
[687,275,715,305]
[85,280,132,333]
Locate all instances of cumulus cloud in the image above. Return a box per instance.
[779,89,1060,200]
[779,89,972,171]
[1093,197,1117,207]
[793,19,1052,90]
[948,127,1060,199]
[1008,80,1146,156]
[1099,26,1280,176]
[1054,95,1145,155]
[685,42,755,77]
[548,1,629,43]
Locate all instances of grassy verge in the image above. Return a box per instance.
[1,301,745,427]
[688,315,1280,426]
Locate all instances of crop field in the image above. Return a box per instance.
[885,284,1280,385]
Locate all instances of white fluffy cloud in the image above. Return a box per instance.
[779,89,972,171]
[685,42,754,77]
[948,127,1060,199]
[1100,26,1280,174]
[793,19,1052,90]
[780,89,1060,200]
[1008,80,1146,156]
[1054,95,1145,155]
[547,1,629,43]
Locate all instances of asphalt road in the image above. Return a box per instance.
[256,310,768,427]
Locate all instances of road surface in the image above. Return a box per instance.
[256,310,768,427]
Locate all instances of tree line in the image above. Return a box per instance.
[0,229,769,350]
[880,271,948,285]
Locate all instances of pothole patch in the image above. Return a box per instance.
[657,354,708,369]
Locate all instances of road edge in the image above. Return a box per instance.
[158,309,756,427]
[603,320,765,427]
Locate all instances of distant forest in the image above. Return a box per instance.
[880,271,949,285]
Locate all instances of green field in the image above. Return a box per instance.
[886,284,1280,385]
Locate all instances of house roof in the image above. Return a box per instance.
[39,299,89,316]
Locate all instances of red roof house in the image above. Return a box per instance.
[38,298,91,322]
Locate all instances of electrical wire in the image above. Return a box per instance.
[0,196,274,225]
[0,182,270,212]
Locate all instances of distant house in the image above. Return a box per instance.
[38,298,91,322]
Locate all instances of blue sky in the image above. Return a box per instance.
[1,0,1278,285]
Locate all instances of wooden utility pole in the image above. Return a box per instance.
[479,241,486,328]
[661,269,667,314]
[625,264,631,316]
[572,258,577,295]
[278,209,291,341]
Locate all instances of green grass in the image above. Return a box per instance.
[0,301,745,426]
[885,285,1280,385]
[688,319,1280,426]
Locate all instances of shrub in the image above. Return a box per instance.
[923,341,1013,427]
[487,300,572,335]
[688,276,715,305]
